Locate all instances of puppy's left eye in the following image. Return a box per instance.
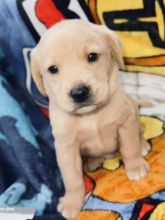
[88,53,98,62]
[48,65,58,74]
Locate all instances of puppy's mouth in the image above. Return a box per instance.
[74,103,96,114]
[72,97,110,115]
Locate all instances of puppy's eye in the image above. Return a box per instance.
[88,53,98,62]
[48,65,58,74]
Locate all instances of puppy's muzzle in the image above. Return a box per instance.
[69,84,90,104]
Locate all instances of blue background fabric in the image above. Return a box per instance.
[0,1,65,219]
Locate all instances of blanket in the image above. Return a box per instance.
[0,1,165,219]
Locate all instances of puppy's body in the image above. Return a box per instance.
[31,19,150,219]
[50,89,131,157]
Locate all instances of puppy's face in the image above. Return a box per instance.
[31,20,123,115]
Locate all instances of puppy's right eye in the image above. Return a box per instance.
[48,65,58,74]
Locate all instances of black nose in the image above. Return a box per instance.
[70,85,90,103]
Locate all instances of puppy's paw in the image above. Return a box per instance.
[142,141,151,157]
[57,193,84,219]
[126,159,149,181]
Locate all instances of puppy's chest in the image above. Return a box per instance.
[78,122,118,156]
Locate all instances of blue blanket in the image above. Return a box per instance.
[0,1,69,219]
[0,75,65,219]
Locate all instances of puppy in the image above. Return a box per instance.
[31,19,150,219]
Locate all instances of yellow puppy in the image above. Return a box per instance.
[31,19,150,219]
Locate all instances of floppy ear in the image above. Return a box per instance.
[30,48,47,96]
[97,25,124,69]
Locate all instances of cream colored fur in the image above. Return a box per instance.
[30,19,150,219]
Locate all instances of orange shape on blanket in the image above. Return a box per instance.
[70,210,120,220]
[87,134,165,203]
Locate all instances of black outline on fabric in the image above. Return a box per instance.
[77,0,94,22]
[90,189,165,206]
[52,0,94,21]
[52,0,80,19]
[49,0,94,21]
[83,190,165,219]
[130,197,162,220]
[17,0,40,42]
[17,0,94,42]
[103,0,165,48]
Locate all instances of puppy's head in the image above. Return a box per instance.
[31,19,124,115]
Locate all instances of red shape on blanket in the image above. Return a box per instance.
[83,175,95,194]
[138,203,155,220]
[40,107,49,119]
[35,0,65,28]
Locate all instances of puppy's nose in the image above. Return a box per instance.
[70,85,90,103]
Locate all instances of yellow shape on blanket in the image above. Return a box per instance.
[87,0,165,76]
[140,116,164,140]
[97,0,144,24]
[149,202,165,220]
[103,154,121,171]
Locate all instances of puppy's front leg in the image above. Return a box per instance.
[119,116,149,180]
[56,141,85,219]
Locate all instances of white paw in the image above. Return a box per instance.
[142,142,151,157]
[126,159,150,181]
[57,194,84,219]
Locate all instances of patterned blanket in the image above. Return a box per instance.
[0,1,165,219]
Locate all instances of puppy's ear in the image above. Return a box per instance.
[30,48,47,96]
[98,25,124,69]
